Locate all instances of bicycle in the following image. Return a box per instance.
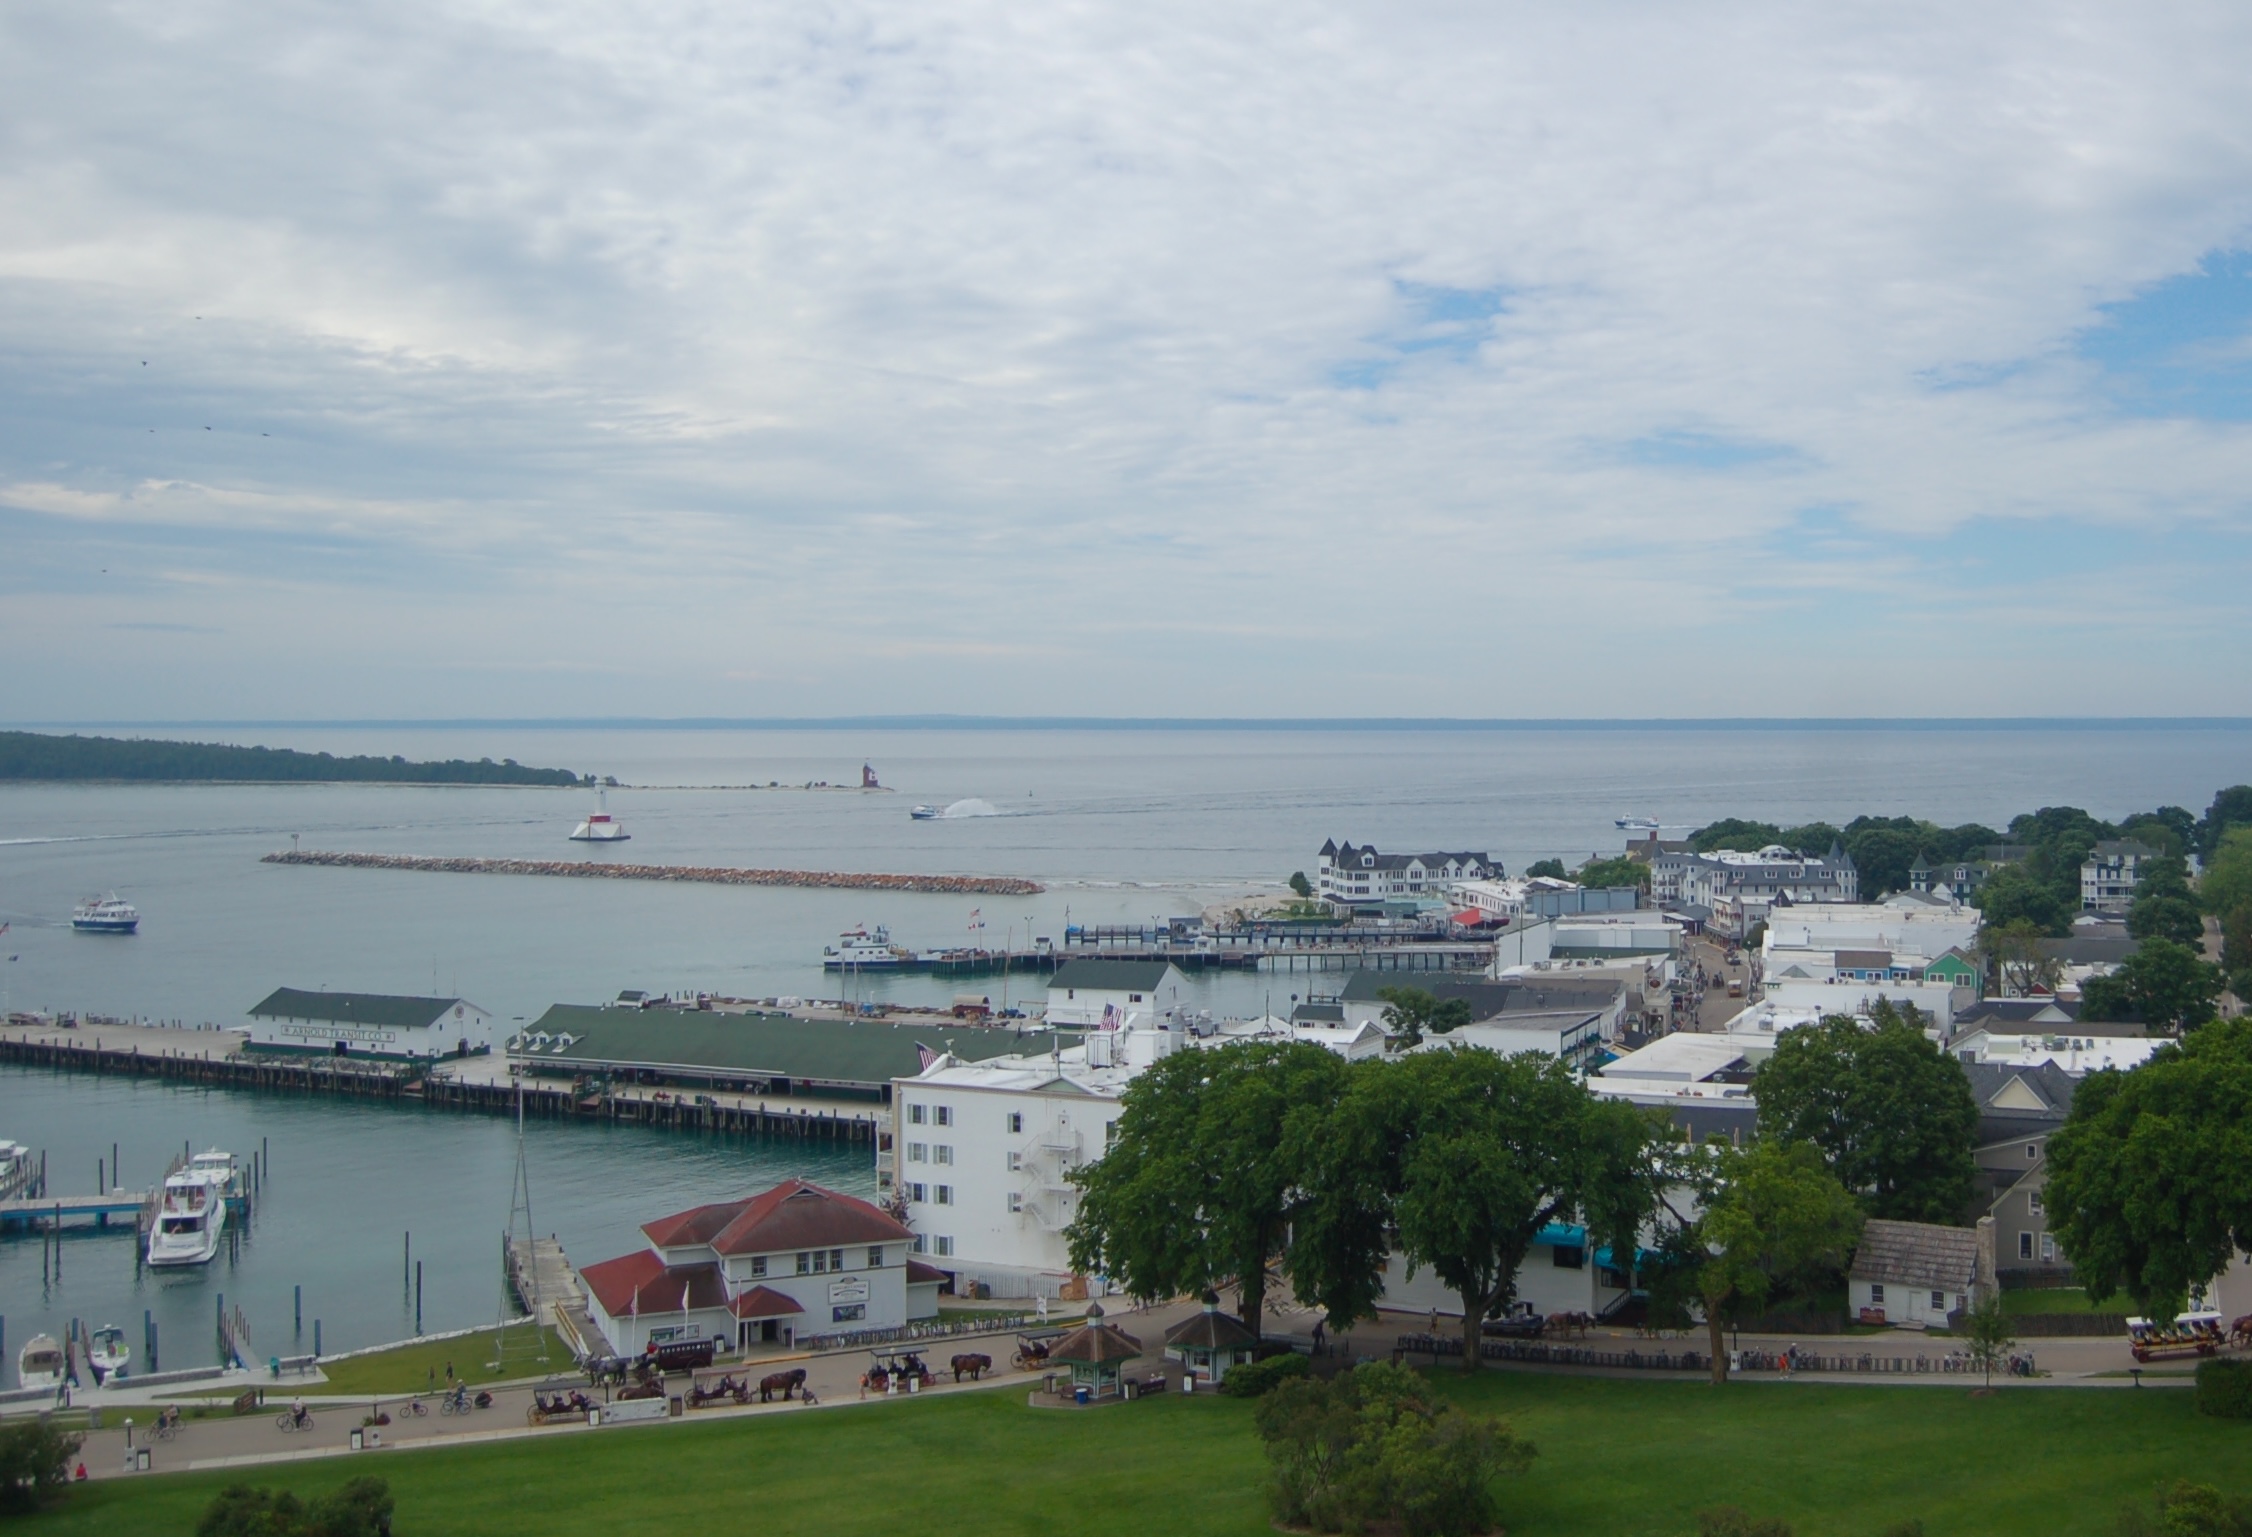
[438,1386,470,1416]
[403,1397,430,1417]
[276,1408,314,1433]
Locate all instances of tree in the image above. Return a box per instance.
[1068,1040,1348,1331]
[2200,785,2252,860]
[2044,1019,2252,1318]
[1691,818,1784,853]
[1961,1293,2017,1388]
[1524,858,1569,881]
[1972,863,2074,938]
[2080,938,2224,1036]
[1573,856,1650,890]
[1376,986,1472,1050]
[196,1478,392,1537]
[1289,870,1313,898]
[1385,1048,1662,1369]
[0,1418,82,1516]
[1977,918,2061,997]
[1694,1141,1864,1385]
[1751,1004,1977,1223]
[1841,822,1926,898]
[1782,821,1844,857]
[2131,893,2208,948]
[2200,827,2252,923]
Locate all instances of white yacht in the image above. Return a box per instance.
[0,1140,34,1201]
[16,1334,64,1392]
[85,1325,130,1384]
[1614,815,1661,833]
[146,1161,229,1266]
[569,790,630,843]
[910,805,939,821]
[72,894,140,933]
[187,1146,245,1200]
[823,925,908,970]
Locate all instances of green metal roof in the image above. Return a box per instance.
[250,987,469,1029]
[516,1005,1048,1088]
[1048,959,1178,992]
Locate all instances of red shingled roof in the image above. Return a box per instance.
[729,1285,803,1320]
[579,1251,728,1317]
[640,1179,909,1257]
[904,1259,949,1285]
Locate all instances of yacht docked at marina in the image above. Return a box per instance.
[145,1149,239,1267]
[16,1334,63,1393]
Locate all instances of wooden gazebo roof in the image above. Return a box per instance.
[1049,1304,1143,1366]
[1163,1303,1259,1353]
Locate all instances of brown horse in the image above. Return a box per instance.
[1545,1311,1593,1339]
[760,1367,807,1403]
[951,1352,992,1382]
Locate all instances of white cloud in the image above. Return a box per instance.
[3,0,2252,717]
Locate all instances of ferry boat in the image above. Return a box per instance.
[910,805,939,821]
[85,1325,130,1384]
[823,925,909,970]
[71,894,140,933]
[569,791,630,843]
[146,1157,231,1267]
[1614,816,1661,832]
[16,1334,63,1392]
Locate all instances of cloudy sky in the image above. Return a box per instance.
[5,0,2251,720]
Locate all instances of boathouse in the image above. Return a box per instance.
[578,1178,930,1355]
[246,987,494,1061]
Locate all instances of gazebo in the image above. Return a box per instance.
[1163,1291,1261,1386]
[1047,1303,1144,1400]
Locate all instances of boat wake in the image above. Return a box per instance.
[939,798,1002,819]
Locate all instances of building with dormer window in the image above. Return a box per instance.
[1315,840,1496,908]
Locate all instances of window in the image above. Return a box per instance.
[935,1145,953,1165]
[2028,1190,2044,1216]
[1870,1284,1885,1305]
[831,1304,865,1324]
[909,1103,926,1125]
[750,1256,767,1278]
[2018,1231,2034,1260]
[934,1105,952,1127]
[1007,1192,1023,1213]
[908,1142,927,1163]
[1930,1291,1946,1311]
[867,1246,885,1269]
[1006,1150,1022,1171]
[2041,1234,2057,1262]
[2026,1143,2039,1161]
[1129,993,1143,1003]
[911,1234,927,1254]
[1552,1244,1585,1270]
[829,1249,843,1271]
[1006,1111,1024,1133]
[934,1236,954,1258]
[907,1182,927,1202]
[935,1185,953,1206]
[796,1252,812,1275]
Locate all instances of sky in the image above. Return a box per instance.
[4,0,2252,721]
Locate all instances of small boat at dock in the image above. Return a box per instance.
[17,1334,63,1392]
[86,1325,130,1384]
[0,1140,34,1200]
[71,894,140,933]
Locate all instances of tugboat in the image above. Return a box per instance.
[71,894,140,933]
[569,790,630,843]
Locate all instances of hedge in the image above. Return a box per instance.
[2195,1358,2252,1420]
[1221,1352,1311,1398]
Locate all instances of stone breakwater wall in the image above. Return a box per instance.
[262,849,1044,896]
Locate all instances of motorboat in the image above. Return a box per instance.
[187,1147,246,1201]
[569,790,630,843]
[0,1140,34,1200]
[16,1334,64,1392]
[1614,816,1661,833]
[823,925,908,970]
[71,894,140,933]
[146,1160,230,1266]
[910,805,939,821]
[86,1325,130,1384]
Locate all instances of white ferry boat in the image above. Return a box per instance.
[823,925,909,970]
[569,790,630,843]
[1614,815,1661,832]
[146,1158,231,1267]
[16,1334,64,1392]
[71,894,140,933]
[85,1325,130,1384]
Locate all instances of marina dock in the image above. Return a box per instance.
[0,1191,150,1233]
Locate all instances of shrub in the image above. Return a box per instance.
[2114,1480,2252,1537]
[1697,1509,1792,1537]
[197,1477,394,1537]
[1222,1351,1310,1398]
[2196,1359,2252,1421]
[1256,1361,1533,1537]
[0,1418,83,1515]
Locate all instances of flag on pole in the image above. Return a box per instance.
[967,908,984,931]
[917,1043,940,1071]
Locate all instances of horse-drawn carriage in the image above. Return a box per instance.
[527,1388,599,1426]
[2128,1312,2227,1363]
[684,1371,753,1409]
[2234,1315,2252,1350]
[862,1350,933,1393]
[1011,1332,1067,1370]
[1480,1303,1548,1340]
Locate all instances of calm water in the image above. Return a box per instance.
[2,724,2248,1375]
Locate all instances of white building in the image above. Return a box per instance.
[1749,976,1964,1033]
[246,987,494,1061]
[1848,1219,1982,1329]
[1044,960,1188,1028]
[1316,840,1497,907]
[578,1178,924,1354]
[1950,1021,2157,1074]
[1760,899,1981,968]
[2081,840,2161,914]
[1650,846,1860,938]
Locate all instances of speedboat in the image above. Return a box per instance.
[910,805,939,821]
[72,894,140,933]
[17,1335,64,1392]
[823,925,908,970]
[569,790,630,843]
[146,1162,229,1266]
[1614,816,1661,832]
[86,1325,130,1384]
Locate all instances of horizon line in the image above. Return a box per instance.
[8,715,2252,733]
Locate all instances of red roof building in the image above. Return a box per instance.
[578,1178,929,1356]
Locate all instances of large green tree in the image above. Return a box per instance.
[1067,1040,1347,1330]
[1377,986,1474,1051]
[1690,819,1784,853]
[1693,1141,1864,1385]
[1383,1048,1663,1369]
[2199,786,2252,860]
[1972,863,2074,937]
[2201,827,2252,924]
[1751,1004,1977,1223]
[2080,938,2224,1036]
[1573,856,1651,891]
[2044,1020,2252,1317]
[1976,917,2060,997]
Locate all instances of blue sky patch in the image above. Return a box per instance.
[1331,281,1510,389]
[2075,250,2252,419]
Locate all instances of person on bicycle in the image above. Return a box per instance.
[289,1397,310,1428]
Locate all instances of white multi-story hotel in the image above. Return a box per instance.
[2080,839,2160,914]
[1316,840,1496,907]
[1650,845,1859,938]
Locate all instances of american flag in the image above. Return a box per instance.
[917,1043,940,1071]
[967,909,984,931]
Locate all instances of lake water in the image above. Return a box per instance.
[2,723,2248,1374]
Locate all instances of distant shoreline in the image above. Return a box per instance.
[10,716,2252,733]
[0,729,589,786]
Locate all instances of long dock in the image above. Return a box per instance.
[262,849,1043,896]
[835,941,1493,976]
[0,1191,150,1233]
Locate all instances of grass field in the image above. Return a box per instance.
[2000,1287,2105,1316]
[308,1327,575,1398]
[37,1370,2250,1537]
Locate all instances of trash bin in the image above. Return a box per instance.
[349,1428,364,1452]
[669,1395,684,1418]
[1122,1381,1137,1401]
[588,1407,602,1428]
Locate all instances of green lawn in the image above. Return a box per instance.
[310,1327,575,1398]
[1999,1287,2106,1316]
[36,1369,2249,1537]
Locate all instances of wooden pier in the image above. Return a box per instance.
[0,1191,151,1234]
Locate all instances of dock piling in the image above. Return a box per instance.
[314,1319,321,1356]
[295,1284,302,1334]
[415,1259,423,1335]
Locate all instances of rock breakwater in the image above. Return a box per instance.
[262,849,1044,896]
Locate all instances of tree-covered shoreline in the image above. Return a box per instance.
[0,731,590,786]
